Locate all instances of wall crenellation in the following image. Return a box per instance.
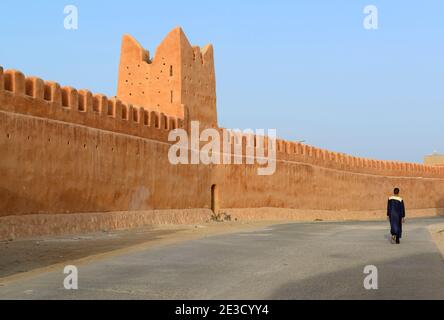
[221,134,444,178]
[0,67,185,143]
[211,129,444,178]
[1,65,443,179]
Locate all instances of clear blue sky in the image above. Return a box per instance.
[1,0,443,163]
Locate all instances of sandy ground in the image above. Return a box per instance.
[429,223,444,258]
[0,220,290,282]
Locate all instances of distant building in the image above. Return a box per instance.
[424,152,444,166]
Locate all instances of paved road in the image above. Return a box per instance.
[1,217,444,299]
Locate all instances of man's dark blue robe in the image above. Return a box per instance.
[387,196,405,239]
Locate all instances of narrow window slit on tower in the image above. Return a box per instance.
[170,65,173,77]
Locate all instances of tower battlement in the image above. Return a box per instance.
[117,27,218,128]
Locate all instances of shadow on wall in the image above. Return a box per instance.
[267,252,444,300]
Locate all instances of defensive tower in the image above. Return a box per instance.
[117,27,218,128]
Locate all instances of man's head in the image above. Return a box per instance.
[394,187,400,195]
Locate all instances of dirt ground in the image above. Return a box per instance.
[0,220,289,281]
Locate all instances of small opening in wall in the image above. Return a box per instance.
[133,109,139,123]
[79,97,85,112]
[170,65,173,77]
[61,90,69,107]
[25,80,34,97]
[155,114,160,128]
[211,184,219,214]
[93,97,100,113]
[143,111,149,126]
[6,133,10,139]
[44,85,52,101]
[170,90,173,104]
[122,106,128,120]
[83,144,87,149]
[4,74,12,91]
[107,101,114,117]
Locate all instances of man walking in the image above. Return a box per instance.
[387,188,406,244]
